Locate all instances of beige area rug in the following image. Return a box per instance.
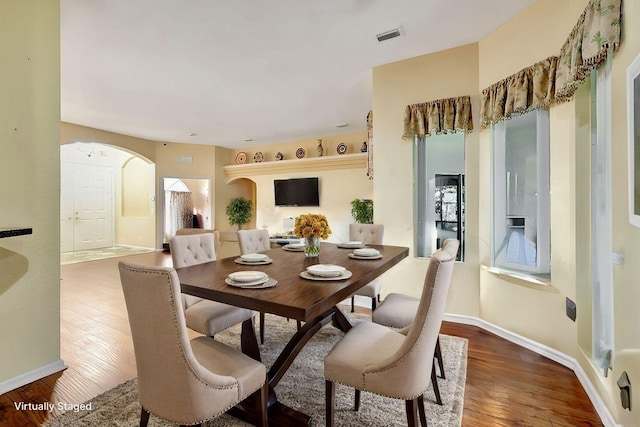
[61,246,155,265]
[45,314,467,426]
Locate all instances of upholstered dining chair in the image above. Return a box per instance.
[348,223,384,311]
[324,241,457,427]
[118,261,268,427]
[237,228,271,255]
[175,228,221,256]
[170,233,255,338]
[236,229,272,344]
[371,238,459,407]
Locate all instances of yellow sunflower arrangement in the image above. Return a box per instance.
[294,213,332,240]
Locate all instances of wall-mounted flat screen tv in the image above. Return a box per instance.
[274,177,320,207]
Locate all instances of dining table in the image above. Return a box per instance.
[176,241,409,426]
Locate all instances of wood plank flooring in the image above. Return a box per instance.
[0,251,603,426]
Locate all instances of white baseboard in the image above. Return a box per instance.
[443,313,620,427]
[0,359,67,395]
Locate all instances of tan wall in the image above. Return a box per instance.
[0,1,62,387]
[225,133,373,242]
[372,43,481,315]
[603,0,640,422]
[374,0,640,422]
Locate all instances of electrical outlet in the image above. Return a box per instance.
[566,297,577,322]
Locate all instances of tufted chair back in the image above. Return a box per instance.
[175,228,221,256]
[237,229,271,254]
[170,233,216,308]
[349,223,384,245]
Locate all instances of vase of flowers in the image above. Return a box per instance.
[294,213,332,257]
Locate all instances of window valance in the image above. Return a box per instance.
[555,0,621,101]
[402,95,473,139]
[481,56,558,128]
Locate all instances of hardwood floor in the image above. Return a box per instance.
[0,251,603,426]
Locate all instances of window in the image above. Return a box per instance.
[414,133,465,260]
[491,109,550,276]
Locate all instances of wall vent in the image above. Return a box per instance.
[376,28,402,42]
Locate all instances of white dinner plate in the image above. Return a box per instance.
[338,241,364,249]
[226,277,277,289]
[349,253,383,260]
[240,253,269,262]
[228,271,268,283]
[234,258,273,265]
[283,244,305,252]
[353,248,381,257]
[306,264,346,277]
[299,270,352,281]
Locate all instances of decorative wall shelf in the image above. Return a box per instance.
[223,152,367,180]
[0,228,33,239]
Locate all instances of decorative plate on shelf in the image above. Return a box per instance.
[235,152,247,164]
[275,152,284,161]
[254,152,263,162]
[296,147,306,159]
[337,143,347,155]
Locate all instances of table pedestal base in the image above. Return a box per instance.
[229,306,353,426]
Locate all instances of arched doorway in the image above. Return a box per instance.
[60,142,156,254]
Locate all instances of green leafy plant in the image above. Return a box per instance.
[350,199,373,224]
[226,197,252,229]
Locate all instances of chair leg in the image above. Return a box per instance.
[354,389,361,411]
[435,336,445,379]
[253,379,268,427]
[371,296,377,311]
[431,360,443,405]
[418,394,427,427]
[405,398,419,427]
[351,295,355,312]
[139,407,150,427]
[259,312,265,344]
[296,320,302,330]
[326,380,336,427]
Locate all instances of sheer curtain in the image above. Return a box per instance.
[167,191,193,238]
[591,52,614,375]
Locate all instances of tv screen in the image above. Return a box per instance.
[274,177,320,207]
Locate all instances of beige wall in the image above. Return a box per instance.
[226,132,372,242]
[373,43,481,316]
[0,1,62,388]
[373,0,640,423]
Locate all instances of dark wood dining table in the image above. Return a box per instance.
[176,242,409,426]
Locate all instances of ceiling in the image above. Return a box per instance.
[61,0,535,149]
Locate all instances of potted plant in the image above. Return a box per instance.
[226,197,252,230]
[350,199,373,224]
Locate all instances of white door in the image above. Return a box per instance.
[60,162,114,252]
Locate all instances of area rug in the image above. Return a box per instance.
[45,314,467,426]
[61,246,155,265]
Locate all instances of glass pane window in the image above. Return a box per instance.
[492,110,550,275]
[414,133,465,260]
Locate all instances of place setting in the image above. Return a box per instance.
[234,253,273,265]
[337,240,365,249]
[283,241,305,252]
[348,247,383,260]
[225,271,277,289]
[300,264,352,281]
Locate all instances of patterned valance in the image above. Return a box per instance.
[555,0,621,101]
[481,56,558,128]
[402,95,473,139]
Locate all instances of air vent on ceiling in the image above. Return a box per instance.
[376,28,402,42]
